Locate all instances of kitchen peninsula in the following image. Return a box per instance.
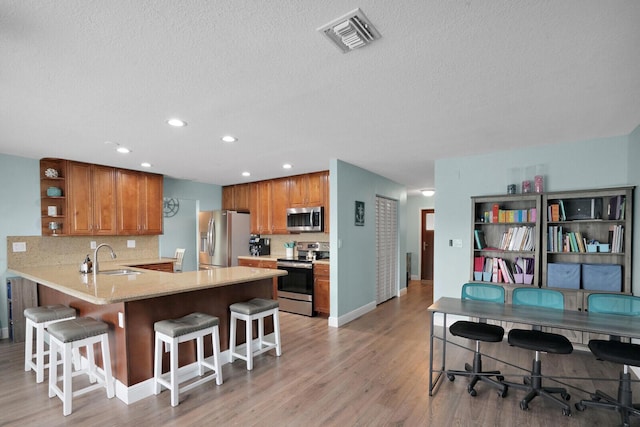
[8,261,286,403]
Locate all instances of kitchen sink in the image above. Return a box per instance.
[99,269,143,276]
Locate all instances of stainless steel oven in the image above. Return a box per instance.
[277,259,314,316]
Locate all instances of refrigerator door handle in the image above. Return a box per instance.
[209,217,216,256]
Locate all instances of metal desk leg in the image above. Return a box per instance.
[429,311,447,396]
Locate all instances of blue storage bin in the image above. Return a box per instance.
[582,264,622,292]
[547,263,580,289]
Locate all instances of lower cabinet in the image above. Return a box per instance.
[238,258,278,298]
[314,263,330,316]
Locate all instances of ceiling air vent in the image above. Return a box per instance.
[317,8,381,53]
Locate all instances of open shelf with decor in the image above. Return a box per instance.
[40,158,68,236]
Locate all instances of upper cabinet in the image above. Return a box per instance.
[222,183,250,211]
[116,170,163,235]
[40,158,163,236]
[67,162,117,235]
[288,172,325,208]
[227,170,330,235]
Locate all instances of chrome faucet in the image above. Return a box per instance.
[93,243,117,275]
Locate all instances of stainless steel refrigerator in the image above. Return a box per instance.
[198,210,250,269]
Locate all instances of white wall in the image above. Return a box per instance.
[433,133,637,301]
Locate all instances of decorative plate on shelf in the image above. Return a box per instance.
[44,168,59,178]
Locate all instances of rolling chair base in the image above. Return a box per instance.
[576,371,640,427]
[503,358,572,416]
[446,351,508,398]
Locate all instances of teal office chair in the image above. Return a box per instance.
[575,294,640,426]
[503,287,574,416]
[446,283,508,397]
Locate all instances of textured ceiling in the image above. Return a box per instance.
[2,1,639,194]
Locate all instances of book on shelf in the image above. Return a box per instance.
[608,195,625,220]
[559,200,567,221]
[548,204,560,222]
[474,229,487,249]
[474,256,485,272]
[609,224,624,253]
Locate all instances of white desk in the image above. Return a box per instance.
[428,297,640,396]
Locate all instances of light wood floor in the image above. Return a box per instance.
[1,281,637,426]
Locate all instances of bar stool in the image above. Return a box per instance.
[24,304,77,383]
[229,298,281,371]
[153,312,223,407]
[47,317,114,416]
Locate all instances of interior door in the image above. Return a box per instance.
[421,209,435,282]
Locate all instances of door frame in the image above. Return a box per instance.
[420,208,435,283]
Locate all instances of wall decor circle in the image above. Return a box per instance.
[163,197,180,217]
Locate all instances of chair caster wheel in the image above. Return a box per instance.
[575,402,586,411]
[497,375,504,382]
[498,388,508,398]
[467,385,477,397]
[561,392,571,401]
[447,374,455,382]
[520,401,528,411]
[562,408,572,416]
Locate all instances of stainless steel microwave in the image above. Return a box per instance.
[286,206,324,232]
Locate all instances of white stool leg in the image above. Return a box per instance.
[229,313,237,363]
[101,334,115,399]
[212,325,223,385]
[48,336,58,399]
[273,309,282,357]
[258,315,265,349]
[24,318,34,372]
[196,335,204,376]
[153,333,163,395]
[87,341,97,383]
[62,342,73,416]
[170,339,179,407]
[245,316,253,371]
[35,323,46,383]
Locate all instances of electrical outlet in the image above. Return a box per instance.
[452,239,463,248]
[12,242,26,252]
[118,312,124,328]
[127,240,135,248]
[90,241,97,249]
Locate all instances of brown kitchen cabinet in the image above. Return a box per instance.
[288,172,325,208]
[67,162,117,236]
[313,263,330,315]
[238,258,279,298]
[40,158,68,236]
[116,169,163,235]
[271,178,289,234]
[129,262,175,272]
[222,184,251,211]
[250,180,272,234]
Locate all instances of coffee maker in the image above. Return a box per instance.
[249,235,271,256]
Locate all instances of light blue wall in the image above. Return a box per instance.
[0,154,41,333]
[433,133,638,301]
[406,194,435,278]
[160,177,222,272]
[330,159,407,321]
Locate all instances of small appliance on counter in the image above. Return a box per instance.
[249,234,271,256]
[277,241,330,316]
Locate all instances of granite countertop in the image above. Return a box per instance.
[8,259,286,305]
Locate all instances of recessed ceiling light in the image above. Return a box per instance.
[141,162,152,168]
[167,118,187,127]
[221,135,237,143]
[282,163,292,169]
[116,147,131,154]
[242,171,251,177]
[421,189,435,197]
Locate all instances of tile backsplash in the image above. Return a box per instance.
[7,235,159,269]
[264,233,329,257]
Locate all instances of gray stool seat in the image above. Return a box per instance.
[24,305,77,383]
[154,313,219,338]
[230,298,279,315]
[229,298,281,370]
[154,312,223,406]
[47,317,114,416]
[47,317,109,343]
[24,305,76,323]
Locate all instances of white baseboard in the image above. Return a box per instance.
[328,301,376,328]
